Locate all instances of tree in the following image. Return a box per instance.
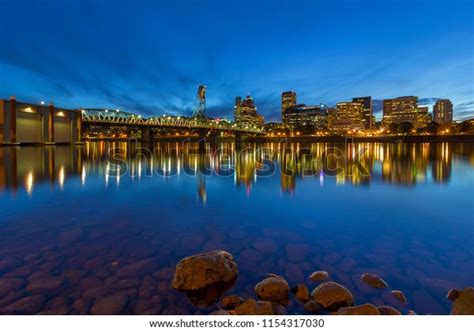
[425,121,440,134]
[398,122,414,134]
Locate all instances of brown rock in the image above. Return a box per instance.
[221,295,244,309]
[72,298,93,314]
[110,278,141,289]
[337,303,380,315]
[172,250,238,291]
[2,295,47,314]
[0,278,26,297]
[233,299,274,315]
[311,281,354,311]
[408,310,417,315]
[255,276,289,301]
[391,290,407,304]
[361,273,388,289]
[116,258,158,278]
[211,309,231,315]
[451,287,474,315]
[309,271,329,282]
[90,294,129,315]
[447,288,462,302]
[26,277,64,295]
[290,284,310,302]
[304,300,322,313]
[271,302,287,315]
[378,306,402,315]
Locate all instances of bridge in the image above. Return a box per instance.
[80,109,263,134]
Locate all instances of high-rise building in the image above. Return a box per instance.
[329,102,365,131]
[234,95,264,128]
[382,96,428,128]
[285,105,328,130]
[281,91,297,125]
[433,99,453,124]
[352,96,373,129]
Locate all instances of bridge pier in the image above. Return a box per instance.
[141,127,152,144]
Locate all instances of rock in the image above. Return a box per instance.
[211,309,231,315]
[221,295,244,309]
[116,258,158,278]
[4,265,34,278]
[447,288,462,302]
[309,271,329,282]
[172,250,238,291]
[0,257,22,272]
[311,281,354,311]
[408,310,417,315]
[72,298,93,314]
[391,290,407,304]
[26,277,64,295]
[271,302,287,315]
[252,238,278,254]
[290,284,310,302]
[451,288,474,315]
[304,300,322,314]
[61,269,86,284]
[0,278,26,297]
[361,273,388,289]
[285,243,310,263]
[110,278,141,289]
[233,299,274,315]
[284,263,305,283]
[337,303,380,315]
[255,276,289,301]
[90,294,129,315]
[2,295,47,314]
[378,306,401,315]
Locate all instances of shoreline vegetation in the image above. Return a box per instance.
[172,250,474,316]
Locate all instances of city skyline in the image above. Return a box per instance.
[0,0,472,121]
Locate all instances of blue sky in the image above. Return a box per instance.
[0,0,473,121]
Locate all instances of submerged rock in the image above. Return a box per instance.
[0,278,26,297]
[337,303,380,315]
[172,250,238,291]
[90,294,129,315]
[2,295,47,314]
[377,306,402,315]
[391,290,407,304]
[309,271,329,282]
[26,277,64,295]
[221,295,245,309]
[255,275,289,302]
[233,299,274,315]
[290,284,310,302]
[447,288,462,302]
[361,273,388,289]
[311,281,354,311]
[304,300,322,314]
[451,288,474,315]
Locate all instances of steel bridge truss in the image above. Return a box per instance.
[81,109,262,133]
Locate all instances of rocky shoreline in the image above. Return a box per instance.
[172,250,474,315]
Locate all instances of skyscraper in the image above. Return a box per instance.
[329,102,365,131]
[433,99,453,124]
[281,91,297,125]
[234,95,264,128]
[382,96,426,128]
[352,96,373,129]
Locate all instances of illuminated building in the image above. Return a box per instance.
[352,96,373,129]
[234,95,264,129]
[382,96,429,128]
[285,105,328,131]
[329,102,365,131]
[281,91,297,125]
[433,99,453,124]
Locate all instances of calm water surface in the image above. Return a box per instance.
[0,141,473,314]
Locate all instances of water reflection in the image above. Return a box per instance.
[1,142,472,196]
